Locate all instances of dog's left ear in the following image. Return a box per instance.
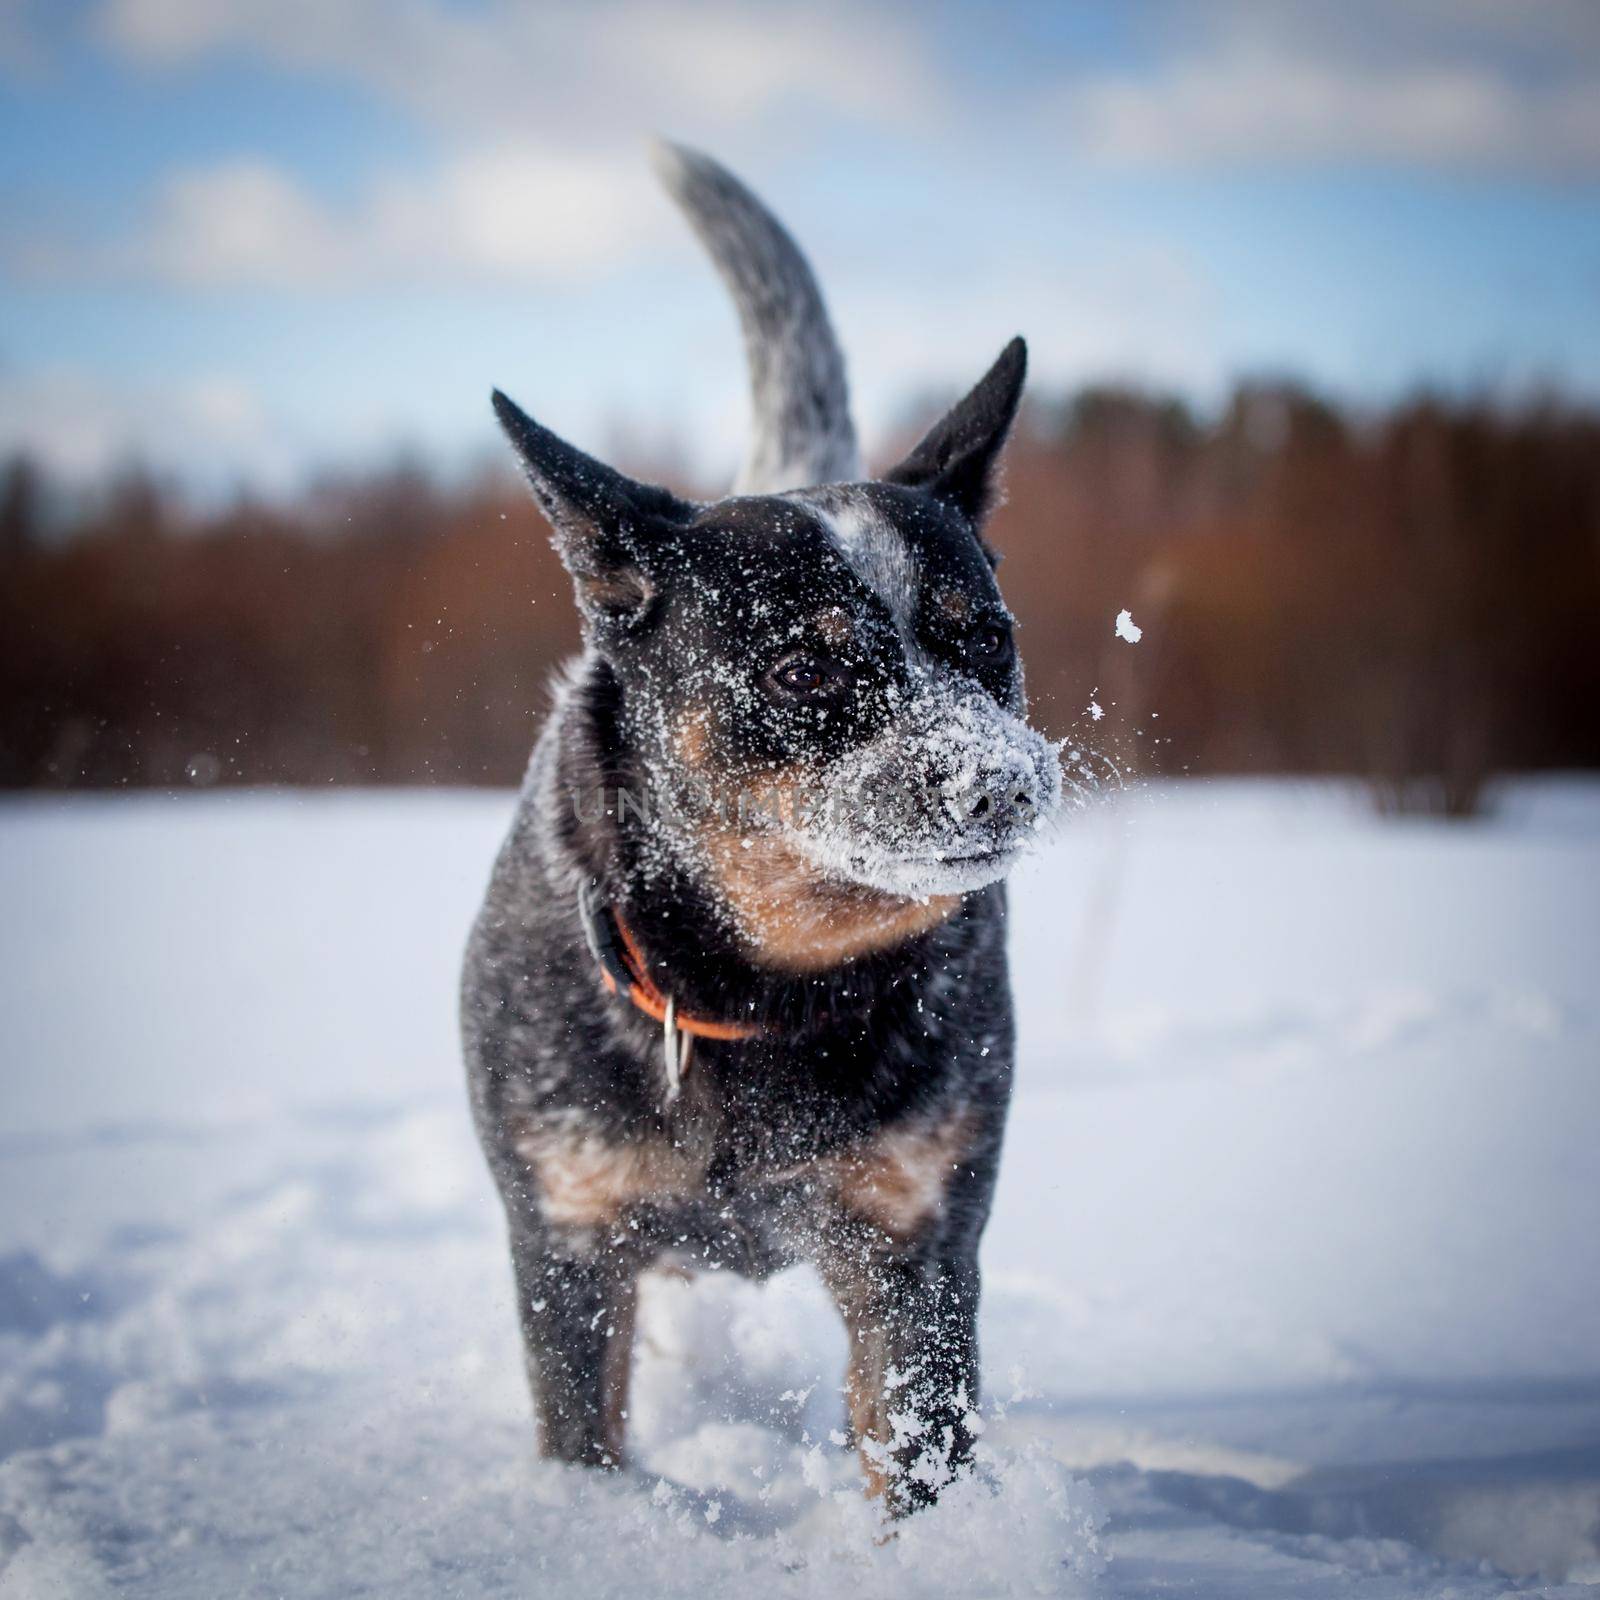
[493,389,695,631]
[884,337,1026,550]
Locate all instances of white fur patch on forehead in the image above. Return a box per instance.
[800,489,919,632]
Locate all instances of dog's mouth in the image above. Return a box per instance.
[800,836,1027,900]
[905,846,1010,868]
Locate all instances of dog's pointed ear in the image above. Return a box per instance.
[493,388,695,628]
[884,337,1026,533]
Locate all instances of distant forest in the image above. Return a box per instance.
[4,381,1598,815]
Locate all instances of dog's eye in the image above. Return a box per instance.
[770,653,846,698]
[966,625,1013,665]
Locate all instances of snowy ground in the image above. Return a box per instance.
[1,780,1597,1597]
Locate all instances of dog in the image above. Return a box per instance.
[462,144,1062,1516]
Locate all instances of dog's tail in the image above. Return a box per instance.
[652,141,861,494]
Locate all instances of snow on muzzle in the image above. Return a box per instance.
[789,687,1064,898]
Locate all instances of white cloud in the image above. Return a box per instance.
[35,148,667,291]
[0,0,46,77]
[78,0,940,293]
[371,148,662,282]
[93,0,1600,186]
[0,365,299,487]
[94,0,936,140]
[589,3,932,130]
[1053,1,1600,177]
[128,162,345,290]
[1065,48,1600,176]
[1209,0,1600,74]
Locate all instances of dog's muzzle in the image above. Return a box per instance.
[788,685,1063,897]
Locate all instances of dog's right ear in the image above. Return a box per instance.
[493,389,695,630]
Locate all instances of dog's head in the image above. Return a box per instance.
[497,337,1062,949]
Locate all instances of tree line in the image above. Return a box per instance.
[3,381,1597,813]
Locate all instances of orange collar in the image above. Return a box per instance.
[579,884,765,1043]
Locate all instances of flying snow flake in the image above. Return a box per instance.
[1114,609,1143,644]
[1088,700,1105,722]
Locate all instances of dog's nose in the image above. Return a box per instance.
[955,774,1040,828]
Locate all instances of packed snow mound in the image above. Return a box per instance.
[0,1102,1104,1599]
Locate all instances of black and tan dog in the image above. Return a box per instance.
[462,145,1063,1516]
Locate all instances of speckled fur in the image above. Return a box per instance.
[461,149,1048,1514]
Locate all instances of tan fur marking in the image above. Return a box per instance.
[674,708,958,974]
[599,1279,638,1466]
[814,606,855,647]
[934,588,972,624]
[673,708,713,772]
[843,1318,891,1499]
[577,569,651,614]
[515,1127,708,1228]
[833,1108,978,1241]
[703,826,958,972]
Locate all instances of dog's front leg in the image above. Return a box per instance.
[823,1243,981,1516]
[509,1228,638,1470]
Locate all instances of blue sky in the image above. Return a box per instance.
[3,0,1599,493]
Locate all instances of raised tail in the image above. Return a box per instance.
[651,141,861,494]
